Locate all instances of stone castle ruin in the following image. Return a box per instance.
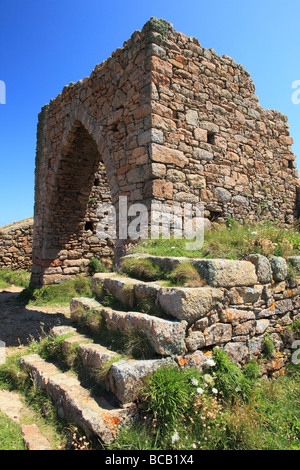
[2,20,300,437]
[30,18,299,287]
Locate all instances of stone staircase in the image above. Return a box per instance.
[19,252,297,446]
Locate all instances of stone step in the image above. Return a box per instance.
[91,272,163,310]
[120,254,258,287]
[69,297,187,357]
[91,272,225,324]
[51,325,175,404]
[21,424,53,450]
[19,354,136,445]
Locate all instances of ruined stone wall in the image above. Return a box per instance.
[183,254,300,371]
[115,253,300,372]
[32,25,157,286]
[146,19,299,224]
[0,219,33,271]
[32,18,300,287]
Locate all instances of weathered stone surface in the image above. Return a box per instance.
[70,297,187,356]
[70,297,102,322]
[269,256,289,282]
[192,259,257,287]
[178,350,215,370]
[108,358,174,403]
[233,320,256,336]
[19,354,136,445]
[91,273,139,309]
[247,254,272,284]
[78,342,120,372]
[99,306,187,356]
[204,323,232,346]
[224,342,249,363]
[185,330,205,351]
[220,308,255,325]
[21,424,53,451]
[0,218,33,271]
[157,286,224,323]
[214,187,231,203]
[227,285,263,304]
[248,337,264,358]
[255,319,270,334]
[288,256,300,273]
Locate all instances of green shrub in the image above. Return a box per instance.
[212,349,253,402]
[89,258,106,274]
[263,336,275,357]
[141,366,203,436]
[289,318,300,339]
[129,221,300,260]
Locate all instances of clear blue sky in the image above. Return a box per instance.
[1,0,300,227]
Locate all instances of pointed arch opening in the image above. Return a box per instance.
[37,120,115,283]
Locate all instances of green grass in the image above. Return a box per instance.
[0,412,26,450]
[109,350,300,451]
[0,344,69,449]
[119,257,164,281]
[0,268,31,289]
[129,220,300,260]
[17,275,93,307]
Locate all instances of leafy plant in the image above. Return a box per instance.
[211,349,253,402]
[89,258,106,274]
[263,336,275,357]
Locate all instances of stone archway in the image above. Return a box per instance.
[31,118,116,286]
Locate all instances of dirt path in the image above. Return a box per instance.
[0,286,72,449]
[0,286,71,351]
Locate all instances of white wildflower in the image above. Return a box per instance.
[191,377,199,386]
[197,387,204,395]
[206,359,216,367]
[171,431,179,444]
[203,374,214,385]
[212,388,218,394]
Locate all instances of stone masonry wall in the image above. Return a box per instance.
[0,219,33,271]
[32,24,156,286]
[32,18,300,286]
[182,254,300,373]
[118,253,300,373]
[145,19,299,224]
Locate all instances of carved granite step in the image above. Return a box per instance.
[19,354,136,445]
[91,272,162,310]
[69,297,187,356]
[120,254,258,287]
[91,272,225,324]
[51,325,175,404]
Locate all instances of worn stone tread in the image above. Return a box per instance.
[21,424,53,450]
[70,297,187,356]
[19,354,136,444]
[51,325,175,403]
